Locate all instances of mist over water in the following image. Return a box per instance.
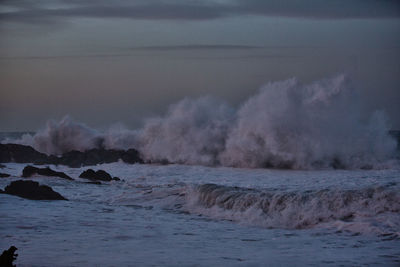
[6,74,397,169]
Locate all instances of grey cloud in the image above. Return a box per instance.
[0,53,130,61]
[0,0,399,23]
[234,0,400,19]
[0,1,227,22]
[131,45,262,51]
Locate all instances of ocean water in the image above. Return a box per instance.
[1,74,399,265]
[1,162,399,266]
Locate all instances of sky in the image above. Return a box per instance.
[0,0,399,131]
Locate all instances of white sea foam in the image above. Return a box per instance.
[5,74,398,169]
[183,183,400,235]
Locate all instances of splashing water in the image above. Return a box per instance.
[5,74,397,169]
[220,74,396,169]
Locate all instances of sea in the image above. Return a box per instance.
[1,162,399,266]
[1,75,399,266]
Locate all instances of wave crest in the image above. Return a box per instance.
[185,183,400,234]
[5,74,398,169]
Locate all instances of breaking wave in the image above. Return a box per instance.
[184,183,400,235]
[5,74,398,169]
[108,181,400,235]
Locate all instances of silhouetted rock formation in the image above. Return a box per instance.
[3,180,67,200]
[0,144,51,164]
[79,169,120,182]
[22,165,73,180]
[0,246,18,267]
[58,148,143,167]
[0,144,143,167]
[0,173,10,178]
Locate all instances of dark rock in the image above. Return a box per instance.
[59,148,143,167]
[57,150,86,168]
[0,246,18,267]
[112,177,121,181]
[121,149,144,164]
[79,169,113,181]
[0,189,4,194]
[1,143,143,167]
[0,143,50,164]
[22,165,73,180]
[0,163,5,168]
[0,173,11,178]
[85,181,102,185]
[4,180,67,200]
[331,157,346,169]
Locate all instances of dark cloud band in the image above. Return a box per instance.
[0,0,399,23]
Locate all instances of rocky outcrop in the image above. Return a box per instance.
[58,148,143,168]
[79,169,120,182]
[0,144,143,167]
[0,246,18,267]
[0,144,52,164]
[0,173,11,178]
[22,165,73,180]
[3,180,67,200]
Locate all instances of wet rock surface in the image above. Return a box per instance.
[58,148,143,167]
[3,180,67,200]
[79,169,121,182]
[0,144,143,167]
[22,165,73,180]
[0,144,50,164]
[0,172,11,178]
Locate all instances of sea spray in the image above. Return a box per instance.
[11,116,102,155]
[220,74,396,169]
[5,74,397,169]
[136,97,234,165]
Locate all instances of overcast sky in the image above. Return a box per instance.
[1,0,399,131]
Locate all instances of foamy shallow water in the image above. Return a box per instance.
[1,162,399,266]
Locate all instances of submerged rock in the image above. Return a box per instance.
[22,165,73,180]
[4,180,67,200]
[0,173,11,178]
[79,169,120,182]
[0,246,18,267]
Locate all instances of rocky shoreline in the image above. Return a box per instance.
[0,143,143,168]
